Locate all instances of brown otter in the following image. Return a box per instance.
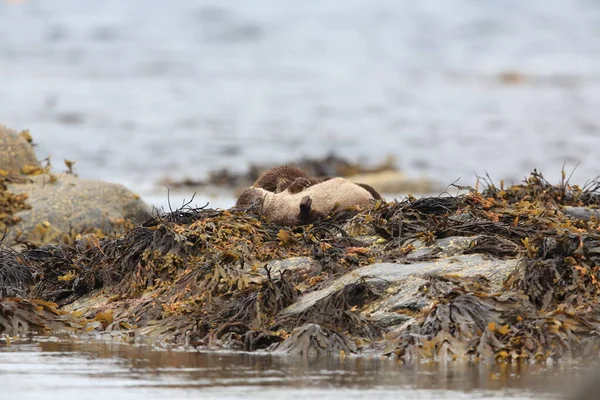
[253,164,383,200]
[236,177,376,226]
[253,165,326,194]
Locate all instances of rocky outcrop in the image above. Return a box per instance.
[278,253,518,319]
[3,148,600,364]
[0,125,152,245]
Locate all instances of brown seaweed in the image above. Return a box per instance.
[0,245,32,298]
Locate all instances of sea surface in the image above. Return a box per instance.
[1,0,600,209]
[0,337,578,400]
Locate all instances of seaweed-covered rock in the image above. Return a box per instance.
[279,254,518,319]
[0,298,84,335]
[6,173,151,245]
[0,125,39,174]
[271,323,357,356]
[8,168,600,364]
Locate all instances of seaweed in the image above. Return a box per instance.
[482,169,600,207]
[0,176,31,231]
[282,279,383,340]
[517,233,600,311]
[26,238,107,305]
[271,323,358,356]
[0,245,32,298]
[0,298,84,335]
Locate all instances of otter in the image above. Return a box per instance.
[236,177,376,226]
[253,164,383,200]
[253,165,326,194]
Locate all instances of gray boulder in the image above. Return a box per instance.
[6,173,151,243]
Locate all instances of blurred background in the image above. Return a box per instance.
[1,0,599,209]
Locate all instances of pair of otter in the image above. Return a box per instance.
[235,165,382,226]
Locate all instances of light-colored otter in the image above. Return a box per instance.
[236,177,376,226]
[253,164,383,200]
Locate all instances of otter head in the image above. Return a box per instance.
[235,187,268,212]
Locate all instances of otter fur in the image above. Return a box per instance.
[253,164,383,200]
[253,165,326,194]
[236,177,375,226]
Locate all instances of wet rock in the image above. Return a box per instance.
[6,173,152,244]
[270,323,357,356]
[0,125,39,174]
[280,254,518,318]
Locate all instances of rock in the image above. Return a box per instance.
[261,257,315,276]
[6,173,152,243]
[405,236,478,260]
[348,170,441,195]
[0,125,39,174]
[370,312,411,328]
[563,206,600,221]
[279,254,518,319]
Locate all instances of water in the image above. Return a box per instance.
[0,337,572,400]
[1,0,600,209]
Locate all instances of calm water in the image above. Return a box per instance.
[0,337,575,400]
[1,0,600,209]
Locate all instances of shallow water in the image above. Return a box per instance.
[1,0,600,209]
[0,337,576,400]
